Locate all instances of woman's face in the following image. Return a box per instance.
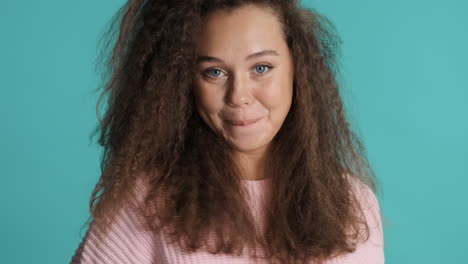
[193,4,294,155]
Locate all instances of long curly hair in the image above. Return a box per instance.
[84,0,383,263]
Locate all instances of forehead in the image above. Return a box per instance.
[196,4,286,54]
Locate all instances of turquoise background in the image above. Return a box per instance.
[1,0,466,263]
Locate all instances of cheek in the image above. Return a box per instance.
[256,76,293,110]
[194,84,224,116]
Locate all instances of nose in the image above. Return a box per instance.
[226,73,254,107]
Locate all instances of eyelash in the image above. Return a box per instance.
[204,64,273,79]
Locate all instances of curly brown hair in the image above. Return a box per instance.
[84,0,384,263]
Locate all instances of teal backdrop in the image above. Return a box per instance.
[1,0,467,263]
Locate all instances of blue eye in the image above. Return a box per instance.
[206,69,225,78]
[254,65,271,74]
[204,65,272,79]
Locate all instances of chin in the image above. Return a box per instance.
[227,137,271,154]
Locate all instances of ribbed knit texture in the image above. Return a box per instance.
[70,177,385,263]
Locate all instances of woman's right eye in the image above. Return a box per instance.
[204,69,226,78]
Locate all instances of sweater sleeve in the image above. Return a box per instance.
[70,180,155,264]
[348,181,386,264]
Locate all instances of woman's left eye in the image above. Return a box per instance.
[254,65,272,74]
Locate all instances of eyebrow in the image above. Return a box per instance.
[196,49,279,64]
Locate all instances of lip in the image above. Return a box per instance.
[226,116,263,126]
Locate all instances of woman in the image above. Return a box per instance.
[71,0,385,263]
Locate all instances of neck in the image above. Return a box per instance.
[235,145,271,181]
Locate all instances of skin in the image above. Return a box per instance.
[193,4,294,180]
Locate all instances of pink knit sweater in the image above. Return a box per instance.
[70,177,385,263]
